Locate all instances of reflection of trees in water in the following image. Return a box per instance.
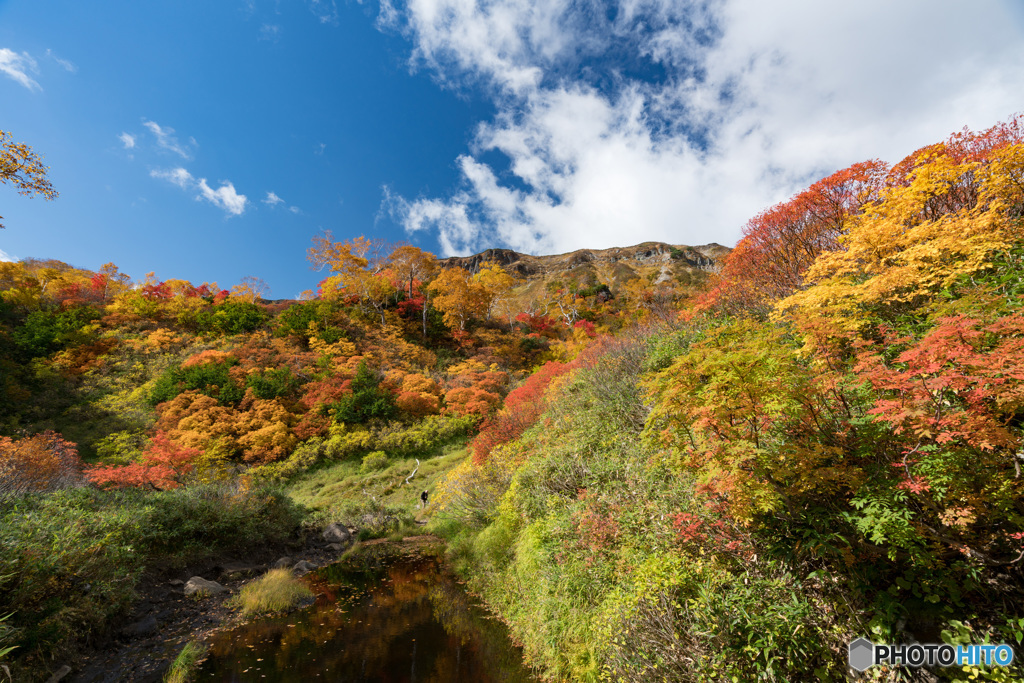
[201,553,535,682]
[428,581,537,682]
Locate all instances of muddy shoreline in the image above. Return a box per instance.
[60,533,441,683]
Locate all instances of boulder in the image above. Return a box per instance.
[292,560,317,575]
[183,576,228,597]
[272,556,293,569]
[322,522,352,545]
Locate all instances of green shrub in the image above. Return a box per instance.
[245,366,298,400]
[11,306,101,359]
[150,357,242,405]
[331,361,395,424]
[360,451,389,473]
[210,301,269,335]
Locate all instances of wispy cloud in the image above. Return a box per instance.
[119,132,137,150]
[380,0,1024,256]
[150,166,194,189]
[308,0,339,25]
[0,48,41,91]
[45,49,77,73]
[0,248,14,263]
[143,119,195,159]
[151,167,248,216]
[263,191,302,214]
[259,24,281,41]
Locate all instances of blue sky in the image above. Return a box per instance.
[1,0,1023,298]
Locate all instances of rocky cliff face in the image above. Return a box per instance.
[440,241,729,296]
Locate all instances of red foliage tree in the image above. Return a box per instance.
[697,159,889,315]
[471,360,578,464]
[86,431,199,490]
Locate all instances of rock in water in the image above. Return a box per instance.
[183,576,228,597]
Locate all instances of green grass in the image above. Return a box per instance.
[287,442,468,513]
[164,640,206,683]
[230,569,313,616]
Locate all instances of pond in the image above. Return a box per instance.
[197,546,538,682]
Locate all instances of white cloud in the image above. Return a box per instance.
[0,248,14,262]
[150,166,194,188]
[260,24,281,41]
[151,167,247,216]
[196,179,248,216]
[143,120,194,159]
[264,191,302,213]
[45,49,77,73]
[0,48,41,91]
[381,0,1024,255]
[119,132,136,149]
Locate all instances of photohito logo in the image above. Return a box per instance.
[848,638,1015,671]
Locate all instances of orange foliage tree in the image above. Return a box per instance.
[0,431,83,499]
[1,129,58,229]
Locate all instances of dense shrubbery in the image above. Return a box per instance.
[150,355,243,406]
[0,483,302,669]
[428,119,1024,681]
[11,306,101,359]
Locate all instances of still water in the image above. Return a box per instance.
[197,547,537,682]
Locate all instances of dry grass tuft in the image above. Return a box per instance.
[231,568,312,616]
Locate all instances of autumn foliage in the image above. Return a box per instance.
[472,360,578,464]
[0,431,83,499]
[697,159,888,316]
[86,431,199,490]
[650,115,1024,568]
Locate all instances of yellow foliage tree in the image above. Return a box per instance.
[778,144,1024,329]
[1,129,58,229]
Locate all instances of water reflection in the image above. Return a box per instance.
[198,548,536,682]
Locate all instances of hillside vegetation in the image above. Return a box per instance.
[2,114,1024,681]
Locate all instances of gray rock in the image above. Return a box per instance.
[272,556,293,569]
[183,576,228,597]
[168,578,184,586]
[292,560,317,575]
[326,543,348,552]
[322,522,352,545]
